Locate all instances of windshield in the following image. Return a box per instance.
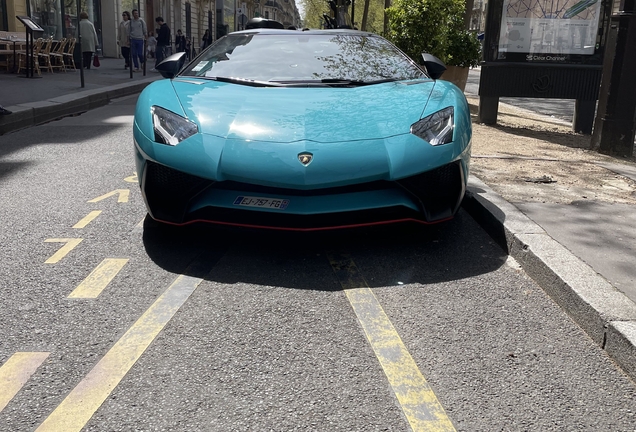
[179,32,427,83]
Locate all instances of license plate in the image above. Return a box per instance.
[233,196,290,210]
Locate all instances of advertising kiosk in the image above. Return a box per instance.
[478,0,613,133]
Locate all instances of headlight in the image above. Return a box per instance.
[151,106,198,145]
[410,107,454,146]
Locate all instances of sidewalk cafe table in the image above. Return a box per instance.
[0,37,27,73]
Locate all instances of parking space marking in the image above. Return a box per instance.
[327,252,456,432]
[68,258,129,298]
[0,352,50,412]
[72,211,102,229]
[37,274,204,432]
[44,238,83,264]
[87,189,129,203]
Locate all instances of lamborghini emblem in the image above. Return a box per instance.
[298,152,313,166]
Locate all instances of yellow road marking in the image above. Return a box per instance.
[87,189,129,203]
[327,251,455,432]
[72,211,102,229]
[124,172,138,183]
[0,352,50,412]
[37,274,204,432]
[68,259,129,298]
[44,238,83,264]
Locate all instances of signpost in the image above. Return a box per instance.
[591,0,636,156]
[16,16,44,79]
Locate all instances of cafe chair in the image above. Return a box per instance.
[38,38,54,73]
[50,38,67,72]
[17,38,43,76]
[63,38,76,70]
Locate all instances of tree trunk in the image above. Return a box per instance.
[361,0,370,31]
[384,0,391,35]
[464,0,475,29]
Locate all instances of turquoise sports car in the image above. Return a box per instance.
[133,29,471,231]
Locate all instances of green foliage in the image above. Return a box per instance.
[386,0,481,67]
[300,0,387,34]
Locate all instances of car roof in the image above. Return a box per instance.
[231,28,379,37]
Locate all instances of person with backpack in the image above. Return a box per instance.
[153,17,171,71]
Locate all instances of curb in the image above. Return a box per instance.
[0,77,157,136]
[462,176,636,381]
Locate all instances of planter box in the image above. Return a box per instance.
[441,65,469,92]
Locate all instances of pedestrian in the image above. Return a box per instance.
[118,11,131,69]
[129,9,147,72]
[201,29,212,50]
[79,12,99,69]
[153,17,171,70]
[175,29,186,53]
[0,105,11,115]
[147,32,156,59]
[185,36,192,60]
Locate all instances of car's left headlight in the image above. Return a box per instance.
[152,106,198,145]
[410,106,454,145]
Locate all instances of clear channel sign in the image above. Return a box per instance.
[498,0,602,55]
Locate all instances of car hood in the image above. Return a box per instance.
[171,78,436,143]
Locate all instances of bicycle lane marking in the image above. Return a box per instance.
[326,251,456,432]
[0,352,50,412]
[36,249,225,432]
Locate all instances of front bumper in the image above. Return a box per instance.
[138,158,467,231]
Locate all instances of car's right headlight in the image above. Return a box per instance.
[152,106,198,145]
[410,107,454,145]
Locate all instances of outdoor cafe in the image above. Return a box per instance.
[0,27,77,76]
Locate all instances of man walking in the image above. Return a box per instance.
[129,9,147,72]
[153,17,171,71]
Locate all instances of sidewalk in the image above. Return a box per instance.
[0,57,161,135]
[0,61,635,380]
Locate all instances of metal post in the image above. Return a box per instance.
[77,0,85,88]
[591,0,636,156]
[129,34,133,79]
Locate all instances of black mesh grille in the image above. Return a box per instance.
[143,161,214,222]
[397,161,464,221]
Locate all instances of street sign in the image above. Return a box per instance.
[237,7,244,15]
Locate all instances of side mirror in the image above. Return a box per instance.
[156,52,187,79]
[421,53,446,80]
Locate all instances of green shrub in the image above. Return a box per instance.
[386,0,481,68]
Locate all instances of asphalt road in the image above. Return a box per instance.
[0,96,635,431]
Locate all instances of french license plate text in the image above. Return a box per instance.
[233,196,290,210]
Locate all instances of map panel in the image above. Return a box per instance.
[498,0,602,55]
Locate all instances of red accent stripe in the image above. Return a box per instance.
[152,216,453,232]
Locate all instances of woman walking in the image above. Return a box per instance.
[201,29,212,50]
[79,12,99,69]
[118,11,131,69]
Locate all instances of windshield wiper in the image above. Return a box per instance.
[320,78,398,86]
[196,76,285,87]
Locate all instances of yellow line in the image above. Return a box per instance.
[73,211,102,229]
[68,258,129,298]
[37,274,204,432]
[0,352,50,412]
[124,172,138,183]
[327,252,455,432]
[87,189,129,203]
[44,238,83,264]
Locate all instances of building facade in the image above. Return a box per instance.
[1,0,299,58]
